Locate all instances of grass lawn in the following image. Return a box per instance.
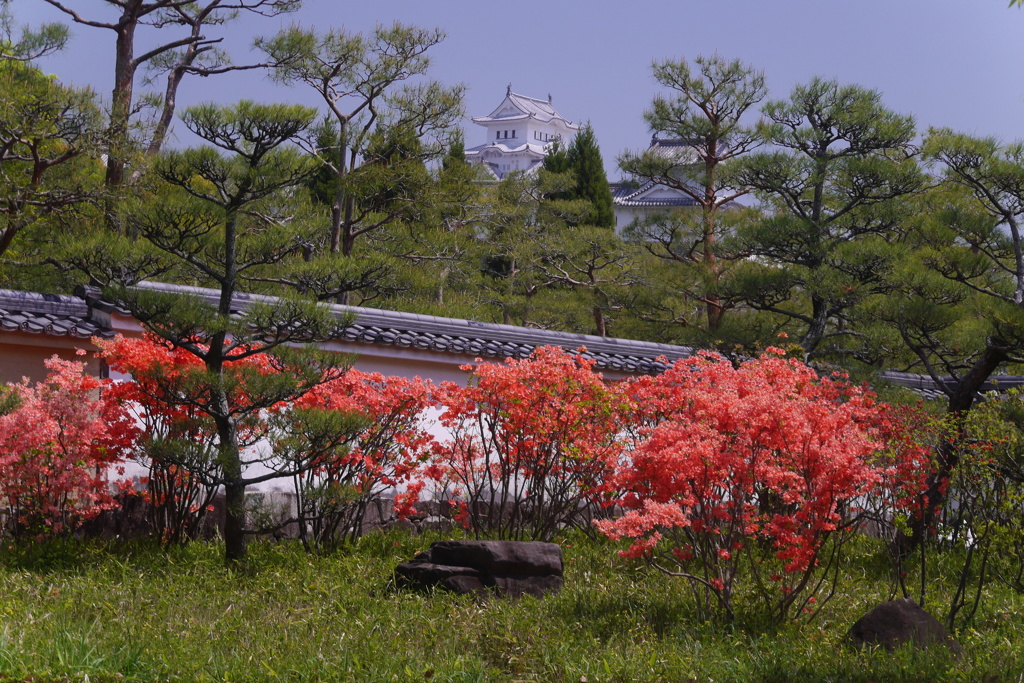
[0,530,1022,682]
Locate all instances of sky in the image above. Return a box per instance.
[9,0,1024,179]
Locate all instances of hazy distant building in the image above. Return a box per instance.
[610,137,700,231]
[466,95,700,233]
[465,86,578,180]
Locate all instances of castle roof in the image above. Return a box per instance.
[610,181,699,208]
[464,141,548,157]
[472,90,578,130]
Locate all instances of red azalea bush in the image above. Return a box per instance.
[35,330,932,596]
[285,370,436,549]
[99,334,263,544]
[857,402,939,585]
[100,334,437,548]
[598,349,933,622]
[0,355,134,539]
[426,346,630,541]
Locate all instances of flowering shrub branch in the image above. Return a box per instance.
[0,354,133,539]
[598,349,931,622]
[427,346,628,541]
[283,370,436,550]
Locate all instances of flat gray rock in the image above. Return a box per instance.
[396,540,564,598]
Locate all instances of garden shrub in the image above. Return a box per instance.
[100,335,232,544]
[101,334,436,549]
[426,346,629,541]
[928,390,1024,628]
[0,354,133,539]
[284,370,435,549]
[598,349,932,623]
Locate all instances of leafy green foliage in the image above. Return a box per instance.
[0,57,103,279]
[256,21,464,268]
[620,54,767,334]
[470,166,635,334]
[61,100,367,564]
[731,77,924,359]
[930,391,1024,625]
[0,2,66,65]
[32,0,300,195]
[544,124,614,229]
[863,131,1024,551]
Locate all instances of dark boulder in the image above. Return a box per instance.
[395,540,563,598]
[848,598,963,656]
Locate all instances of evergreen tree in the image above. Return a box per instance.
[35,0,300,197]
[475,152,634,335]
[402,130,485,312]
[0,1,67,62]
[0,30,104,288]
[540,127,614,229]
[619,54,767,333]
[567,123,615,229]
[256,22,464,264]
[62,101,359,564]
[876,130,1024,551]
[542,137,572,179]
[306,123,343,209]
[441,129,467,172]
[731,78,924,359]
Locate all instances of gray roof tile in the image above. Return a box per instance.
[610,181,699,208]
[0,290,114,339]
[2,284,693,376]
[878,370,1024,400]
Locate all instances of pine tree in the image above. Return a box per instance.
[0,52,103,268]
[731,78,923,359]
[476,137,633,335]
[62,100,358,564]
[36,0,300,198]
[256,23,464,260]
[877,130,1024,551]
[619,55,767,333]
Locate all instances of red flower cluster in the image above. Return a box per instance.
[0,355,133,538]
[426,346,629,541]
[288,369,435,547]
[597,349,931,621]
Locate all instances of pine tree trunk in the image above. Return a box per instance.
[897,343,1010,558]
[800,296,830,359]
[224,479,247,563]
[593,306,606,337]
